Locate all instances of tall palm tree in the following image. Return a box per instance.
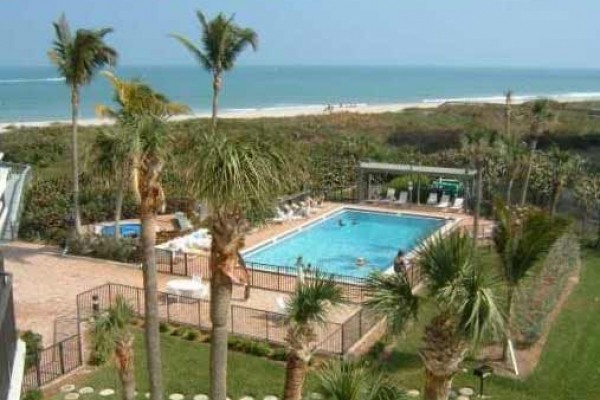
[317,359,405,400]
[504,90,513,140]
[463,129,498,246]
[520,99,555,206]
[171,10,258,133]
[282,274,343,400]
[499,135,527,205]
[366,231,504,400]
[191,133,297,400]
[48,13,117,234]
[100,73,189,400]
[493,201,568,359]
[91,296,136,400]
[548,146,582,216]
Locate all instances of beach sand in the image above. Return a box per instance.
[0,94,598,133]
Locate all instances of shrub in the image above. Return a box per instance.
[366,340,386,361]
[21,390,43,400]
[68,235,140,264]
[170,327,187,337]
[184,330,199,341]
[20,331,42,370]
[227,336,271,357]
[159,322,170,333]
[270,347,289,361]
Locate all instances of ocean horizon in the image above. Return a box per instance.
[1,65,600,123]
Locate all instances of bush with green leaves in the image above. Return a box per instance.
[68,234,140,264]
[20,330,43,370]
[21,390,43,400]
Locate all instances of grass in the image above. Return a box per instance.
[374,249,600,399]
[56,251,600,400]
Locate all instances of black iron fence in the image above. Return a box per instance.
[21,335,81,390]
[77,283,380,355]
[0,273,17,400]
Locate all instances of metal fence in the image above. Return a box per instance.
[21,335,81,390]
[0,273,17,400]
[77,283,380,356]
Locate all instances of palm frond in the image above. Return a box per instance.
[286,272,343,325]
[170,34,212,71]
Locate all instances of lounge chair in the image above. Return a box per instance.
[174,211,193,231]
[426,192,438,205]
[450,197,464,211]
[436,194,451,208]
[394,191,408,205]
[275,296,288,314]
[379,188,396,203]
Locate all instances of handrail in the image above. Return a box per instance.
[0,162,31,240]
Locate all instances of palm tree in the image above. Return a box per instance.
[191,133,297,400]
[91,296,136,400]
[366,231,504,400]
[99,73,189,400]
[463,129,498,246]
[282,274,343,400]
[493,201,568,359]
[48,13,117,234]
[171,10,258,133]
[499,135,527,205]
[317,359,405,400]
[548,146,581,216]
[520,99,555,206]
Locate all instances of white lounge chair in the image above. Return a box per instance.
[379,188,396,203]
[426,192,438,205]
[450,197,464,211]
[394,191,408,205]
[436,194,451,208]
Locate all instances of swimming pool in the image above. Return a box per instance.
[243,208,448,278]
[101,223,141,238]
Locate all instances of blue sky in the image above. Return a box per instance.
[1,0,599,68]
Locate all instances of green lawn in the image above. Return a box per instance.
[377,250,600,399]
[59,251,600,400]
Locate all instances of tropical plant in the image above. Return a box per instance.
[171,10,258,133]
[316,359,406,400]
[99,73,189,400]
[462,128,498,245]
[48,13,117,234]
[282,273,343,400]
[520,99,555,206]
[90,296,136,400]
[548,146,582,215]
[499,134,528,205]
[492,201,568,360]
[574,173,600,247]
[366,231,504,400]
[190,132,298,400]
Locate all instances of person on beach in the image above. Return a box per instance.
[393,250,409,275]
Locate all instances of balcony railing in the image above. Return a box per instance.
[0,272,17,400]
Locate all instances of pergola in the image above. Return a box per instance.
[356,161,477,203]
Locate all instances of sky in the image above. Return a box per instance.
[1,0,599,68]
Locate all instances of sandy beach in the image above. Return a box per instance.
[1,94,599,133]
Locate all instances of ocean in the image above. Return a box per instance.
[1,65,600,123]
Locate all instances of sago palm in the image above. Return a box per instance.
[91,296,136,400]
[548,146,581,216]
[191,132,297,400]
[520,99,555,206]
[462,128,498,246]
[48,13,117,234]
[493,201,568,359]
[100,73,188,400]
[317,359,406,400]
[282,273,343,400]
[171,10,258,133]
[366,231,504,400]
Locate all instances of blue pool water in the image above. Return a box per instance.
[244,209,446,278]
[101,223,141,238]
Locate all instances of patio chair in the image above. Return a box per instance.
[174,211,193,231]
[426,192,438,205]
[436,194,451,208]
[450,197,464,211]
[379,187,396,203]
[394,191,408,206]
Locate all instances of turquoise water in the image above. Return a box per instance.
[101,223,141,237]
[2,65,600,122]
[243,209,445,278]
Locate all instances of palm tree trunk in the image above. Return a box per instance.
[114,173,126,240]
[520,138,538,206]
[116,337,136,400]
[550,183,562,216]
[141,206,163,400]
[423,368,451,400]
[502,285,515,362]
[210,266,233,400]
[473,165,483,249]
[283,353,308,400]
[211,73,221,134]
[70,85,83,235]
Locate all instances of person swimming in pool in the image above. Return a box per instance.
[393,250,409,275]
[356,257,366,266]
[338,219,346,227]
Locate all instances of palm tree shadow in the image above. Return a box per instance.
[376,349,422,373]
